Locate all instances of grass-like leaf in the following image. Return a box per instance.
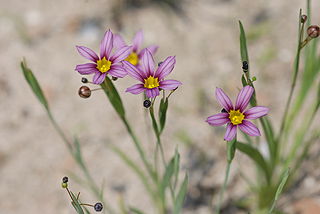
[159,98,169,134]
[174,173,188,214]
[237,142,270,184]
[100,76,125,119]
[21,59,48,110]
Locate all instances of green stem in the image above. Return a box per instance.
[46,109,72,152]
[121,117,157,181]
[215,162,231,214]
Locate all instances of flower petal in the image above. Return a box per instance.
[110,46,132,63]
[100,29,113,60]
[141,49,155,77]
[114,34,126,50]
[139,45,158,58]
[108,64,127,78]
[224,123,237,141]
[215,87,233,112]
[238,120,261,137]
[76,46,99,62]
[132,30,143,53]
[93,72,106,85]
[126,84,145,95]
[159,79,182,90]
[123,61,145,82]
[206,113,229,126]
[155,56,176,80]
[145,88,160,98]
[235,85,254,112]
[75,63,98,75]
[244,106,270,120]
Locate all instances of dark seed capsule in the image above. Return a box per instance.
[112,76,118,81]
[242,61,248,71]
[301,14,307,23]
[221,108,228,113]
[62,176,68,183]
[81,78,88,83]
[143,100,151,108]
[158,61,163,67]
[307,25,320,38]
[78,86,91,98]
[94,202,103,212]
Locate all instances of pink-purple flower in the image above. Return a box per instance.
[75,29,131,85]
[123,49,182,98]
[206,85,270,141]
[114,30,158,68]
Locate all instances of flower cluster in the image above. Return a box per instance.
[75,29,181,98]
[206,85,270,141]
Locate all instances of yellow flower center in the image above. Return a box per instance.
[96,57,111,73]
[229,110,245,125]
[144,76,159,89]
[125,52,139,66]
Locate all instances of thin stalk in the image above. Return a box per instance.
[121,117,157,182]
[215,162,231,214]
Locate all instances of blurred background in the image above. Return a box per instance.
[1,0,320,213]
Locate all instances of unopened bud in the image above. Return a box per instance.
[62,176,68,183]
[307,25,320,38]
[78,86,91,98]
[158,61,163,67]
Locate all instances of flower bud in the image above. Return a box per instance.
[143,100,151,108]
[301,14,307,23]
[307,25,320,38]
[112,76,118,81]
[94,202,103,212]
[62,176,68,183]
[158,61,163,67]
[78,86,91,98]
[252,76,257,82]
[81,78,88,83]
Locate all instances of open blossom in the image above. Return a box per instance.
[123,49,182,98]
[206,85,270,141]
[114,30,158,68]
[75,29,131,85]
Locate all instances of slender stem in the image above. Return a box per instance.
[46,109,72,152]
[122,117,156,181]
[269,200,277,214]
[215,162,231,214]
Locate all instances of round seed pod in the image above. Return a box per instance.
[62,176,68,183]
[143,100,151,108]
[158,61,163,67]
[242,61,248,72]
[301,14,307,23]
[61,182,68,188]
[78,86,91,98]
[94,202,103,212]
[307,25,320,38]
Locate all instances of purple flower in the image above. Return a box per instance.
[206,85,270,141]
[123,50,182,98]
[75,29,131,85]
[114,30,158,68]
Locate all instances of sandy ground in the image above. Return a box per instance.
[1,0,320,213]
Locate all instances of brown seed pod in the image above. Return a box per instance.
[78,86,91,98]
[301,14,307,23]
[307,25,320,38]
